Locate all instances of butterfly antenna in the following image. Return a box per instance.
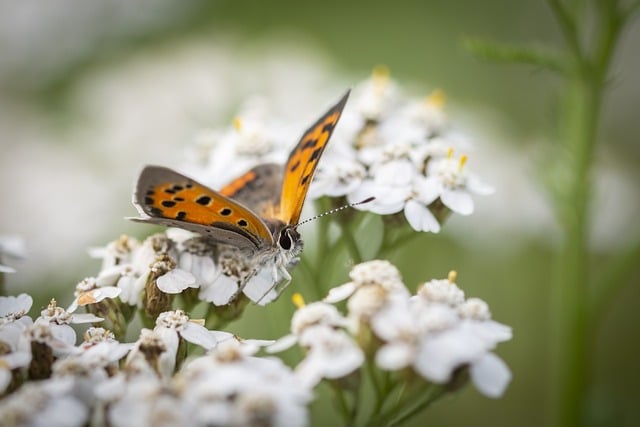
[295,197,375,228]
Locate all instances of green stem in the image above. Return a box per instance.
[332,384,353,427]
[590,240,640,325]
[548,2,627,426]
[388,385,446,427]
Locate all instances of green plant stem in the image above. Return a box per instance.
[388,385,446,427]
[547,2,627,425]
[550,69,599,427]
[332,384,353,427]
[590,240,640,325]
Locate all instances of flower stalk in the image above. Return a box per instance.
[548,1,630,425]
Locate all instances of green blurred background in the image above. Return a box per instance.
[1,1,638,426]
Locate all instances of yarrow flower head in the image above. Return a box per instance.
[308,68,494,233]
[326,262,513,398]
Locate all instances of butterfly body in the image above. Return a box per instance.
[131,91,349,302]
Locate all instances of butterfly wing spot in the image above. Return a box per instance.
[220,208,232,216]
[150,207,163,216]
[174,197,185,202]
[161,200,176,208]
[237,219,248,227]
[289,160,300,173]
[196,196,212,206]
[146,190,155,196]
[175,211,186,220]
[300,175,310,185]
[145,197,154,205]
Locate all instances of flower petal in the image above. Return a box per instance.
[470,352,512,398]
[181,323,218,350]
[156,268,196,294]
[375,343,414,370]
[404,200,441,233]
[441,188,474,215]
[323,282,357,303]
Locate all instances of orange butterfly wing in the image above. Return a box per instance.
[277,91,350,225]
[133,166,274,249]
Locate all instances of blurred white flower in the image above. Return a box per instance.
[295,325,364,388]
[325,259,408,304]
[0,295,35,384]
[0,293,33,323]
[269,297,351,353]
[0,378,89,427]
[209,330,275,355]
[422,150,494,215]
[0,235,26,273]
[124,328,173,378]
[180,340,312,427]
[100,371,186,427]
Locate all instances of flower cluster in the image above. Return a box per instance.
[80,230,283,334]
[0,294,307,427]
[182,67,493,234]
[311,68,494,232]
[1,255,510,426]
[274,260,511,400]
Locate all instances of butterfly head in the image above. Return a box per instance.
[265,220,302,254]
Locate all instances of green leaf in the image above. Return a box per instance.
[463,37,568,74]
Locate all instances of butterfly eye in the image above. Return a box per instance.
[278,230,292,250]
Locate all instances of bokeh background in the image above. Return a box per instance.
[1,1,638,425]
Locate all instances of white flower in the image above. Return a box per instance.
[269,299,350,353]
[295,325,364,388]
[0,235,26,273]
[154,309,217,351]
[351,65,400,121]
[0,352,30,393]
[198,247,283,306]
[0,378,89,427]
[325,259,407,304]
[191,100,291,189]
[36,299,102,348]
[100,372,186,427]
[89,235,140,270]
[177,237,217,287]
[416,274,466,307]
[77,327,133,364]
[198,246,253,306]
[423,151,494,216]
[210,331,275,355]
[155,266,197,294]
[180,340,312,427]
[67,276,122,313]
[124,329,172,377]
[308,155,366,199]
[0,293,33,323]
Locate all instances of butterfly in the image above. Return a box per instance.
[131,91,350,301]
